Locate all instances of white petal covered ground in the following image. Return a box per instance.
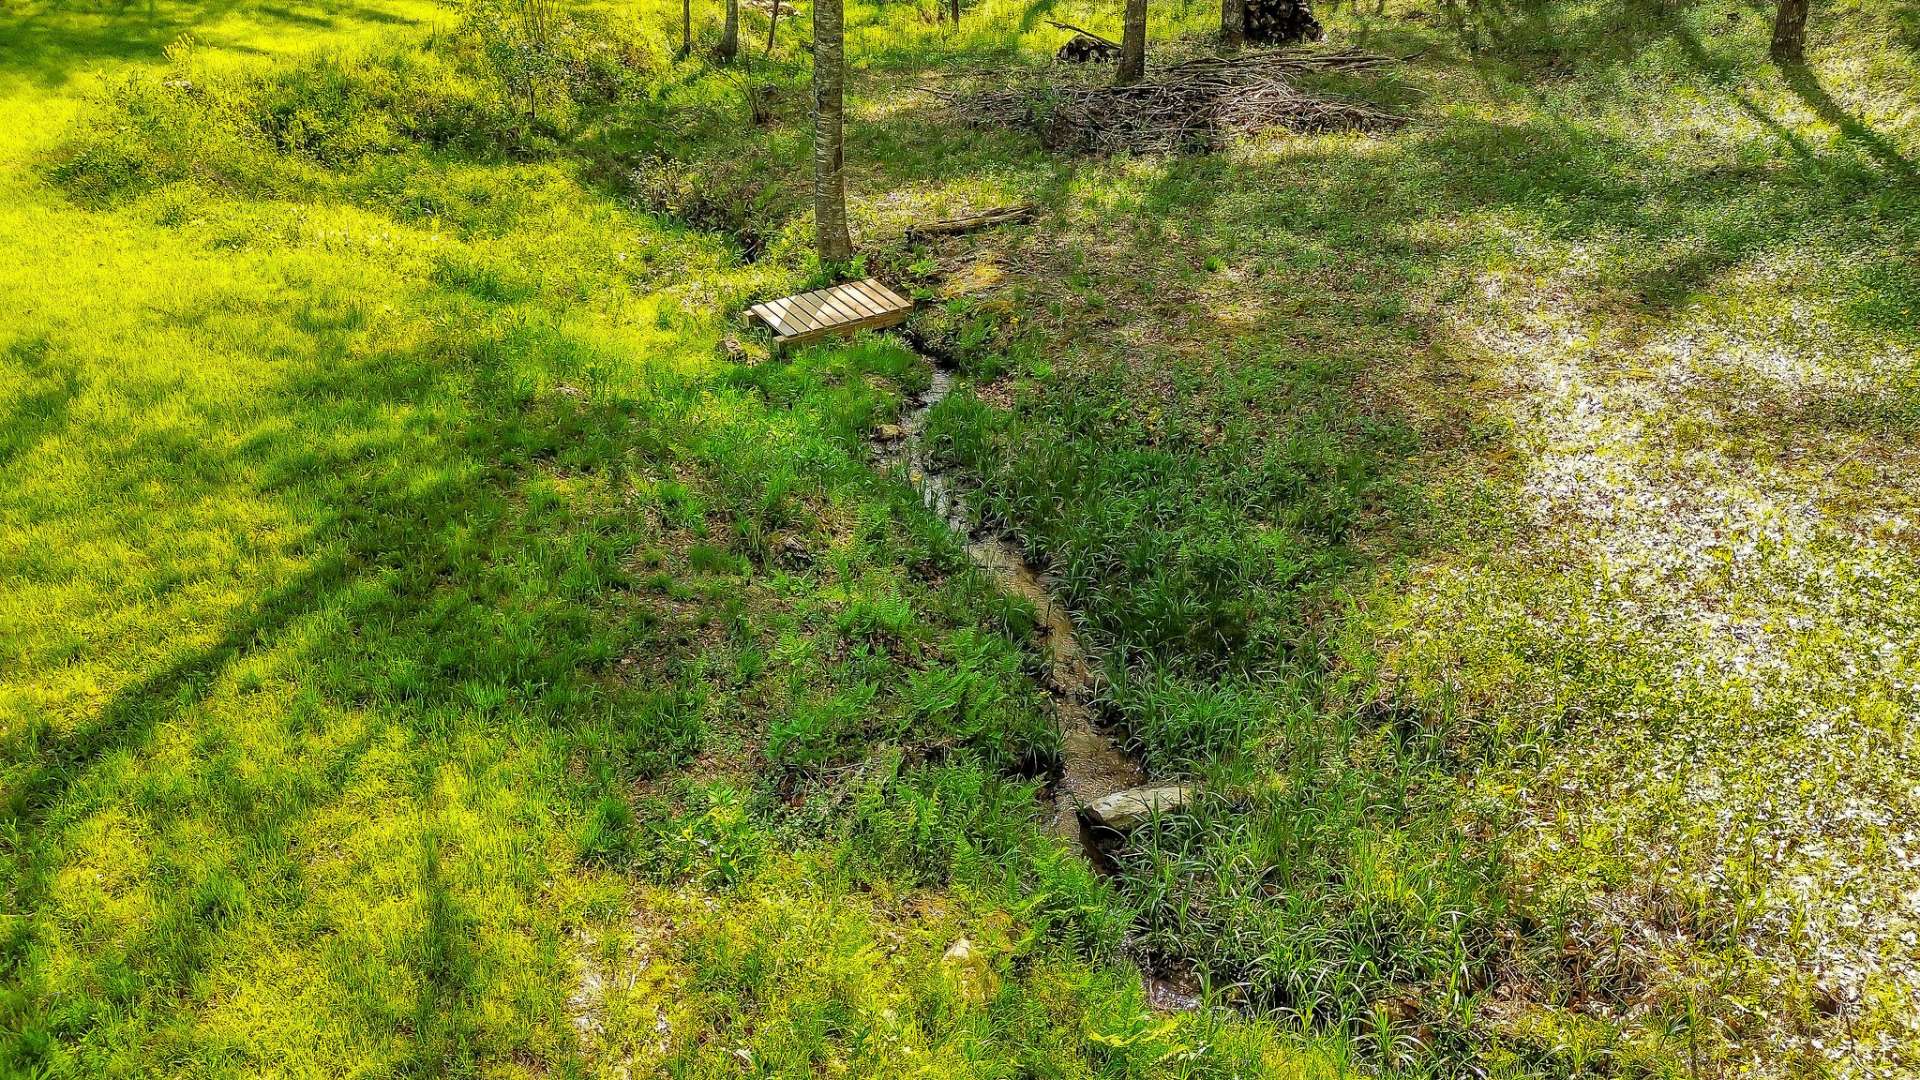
[1374,239,1919,1074]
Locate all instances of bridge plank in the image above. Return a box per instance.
[747,278,915,353]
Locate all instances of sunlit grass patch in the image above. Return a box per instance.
[583,847,1382,1078]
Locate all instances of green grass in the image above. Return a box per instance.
[2,0,1917,1074]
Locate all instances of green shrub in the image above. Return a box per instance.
[43,13,654,206]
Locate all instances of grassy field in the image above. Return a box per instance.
[1,0,1916,1075]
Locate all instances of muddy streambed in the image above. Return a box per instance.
[874,356,1201,1011]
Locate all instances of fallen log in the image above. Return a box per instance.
[905,203,1038,242]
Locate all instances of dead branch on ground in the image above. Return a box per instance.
[905,204,1039,242]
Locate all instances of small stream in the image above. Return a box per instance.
[880,366,1143,841]
[875,354,1201,1012]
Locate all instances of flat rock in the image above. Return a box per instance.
[1081,784,1193,832]
[940,937,997,1004]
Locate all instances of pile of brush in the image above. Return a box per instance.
[937,50,1404,155]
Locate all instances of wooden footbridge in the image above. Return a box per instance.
[747,278,914,352]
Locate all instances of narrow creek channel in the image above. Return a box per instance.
[875,351,1202,1012]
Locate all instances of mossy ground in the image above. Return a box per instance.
[1,0,1915,1075]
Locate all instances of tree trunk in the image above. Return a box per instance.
[812,0,853,262]
[718,0,739,59]
[764,0,780,55]
[949,0,959,24]
[680,0,691,57]
[1771,0,1808,63]
[1220,0,1243,51]
[1118,0,1147,85]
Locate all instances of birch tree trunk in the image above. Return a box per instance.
[812,0,853,261]
[718,0,739,59]
[1118,0,1146,85]
[1771,0,1808,63]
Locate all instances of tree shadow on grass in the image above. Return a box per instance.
[0,0,238,89]
[0,303,678,1072]
[0,350,452,1068]
[1647,14,1917,187]
[1896,0,1920,52]
[1382,0,1725,70]
[0,0,421,89]
[1780,59,1919,181]
[0,336,85,473]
